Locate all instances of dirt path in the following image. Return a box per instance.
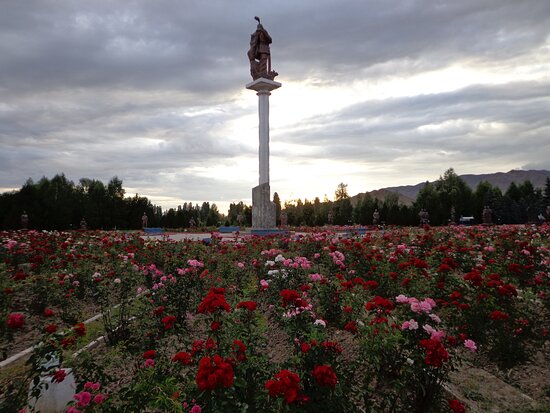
[448,364,548,412]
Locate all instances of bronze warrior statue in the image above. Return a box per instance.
[248,16,278,80]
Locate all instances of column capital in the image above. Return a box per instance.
[246,77,282,92]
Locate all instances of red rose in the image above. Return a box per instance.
[205,337,216,351]
[490,310,509,321]
[195,355,234,391]
[162,315,176,330]
[172,351,192,365]
[498,284,518,297]
[7,313,25,329]
[363,280,379,290]
[320,341,342,354]
[311,365,338,388]
[73,323,86,337]
[143,350,156,359]
[210,321,222,331]
[45,324,58,334]
[43,308,55,317]
[51,369,67,383]
[236,301,257,311]
[280,289,300,307]
[342,305,353,314]
[365,296,394,312]
[419,338,449,368]
[343,321,358,334]
[191,340,204,356]
[232,339,247,362]
[197,288,231,314]
[448,398,466,413]
[265,369,301,404]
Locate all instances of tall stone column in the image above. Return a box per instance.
[246,78,281,229]
[258,89,270,185]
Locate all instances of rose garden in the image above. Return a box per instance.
[1,224,548,412]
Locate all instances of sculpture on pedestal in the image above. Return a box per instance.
[21,211,29,229]
[482,205,493,225]
[246,17,282,231]
[372,209,380,225]
[248,17,278,80]
[419,208,430,225]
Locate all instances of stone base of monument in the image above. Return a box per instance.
[250,228,290,236]
[252,182,276,229]
[250,183,287,236]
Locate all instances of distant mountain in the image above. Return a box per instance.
[351,188,415,206]
[354,169,550,204]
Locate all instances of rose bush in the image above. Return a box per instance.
[0,224,548,412]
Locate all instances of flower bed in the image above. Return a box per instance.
[1,225,549,412]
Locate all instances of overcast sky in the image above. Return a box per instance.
[1,1,550,214]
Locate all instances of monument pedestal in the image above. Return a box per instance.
[252,182,276,229]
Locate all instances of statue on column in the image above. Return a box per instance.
[248,17,278,80]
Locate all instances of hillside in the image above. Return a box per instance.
[356,169,550,204]
[351,189,415,207]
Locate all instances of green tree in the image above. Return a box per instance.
[206,203,220,226]
[332,183,353,225]
[414,182,439,224]
[353,193,375,225]
[544,177,550,204]
[517,180,544,222]
[473,181,494,222]
[303,199,315,226]
[273,192,281,225]
[434,168,473,224]
[334,183,349,201]
[383,192,401,225]
[199,202,210,226]
[505,182,522,202]
[107,176,127,229]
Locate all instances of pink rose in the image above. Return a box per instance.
[464,339,477,352]
[74,391,92,408]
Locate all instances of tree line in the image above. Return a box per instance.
[266,169,550,227]
[2,169,549,230]
[0,174,222,230]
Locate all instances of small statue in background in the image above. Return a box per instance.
[482,205,493,225]
[142,212,148,229]
[21,211,29,229]
[419,208,430,225]
[372,209,380,225]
